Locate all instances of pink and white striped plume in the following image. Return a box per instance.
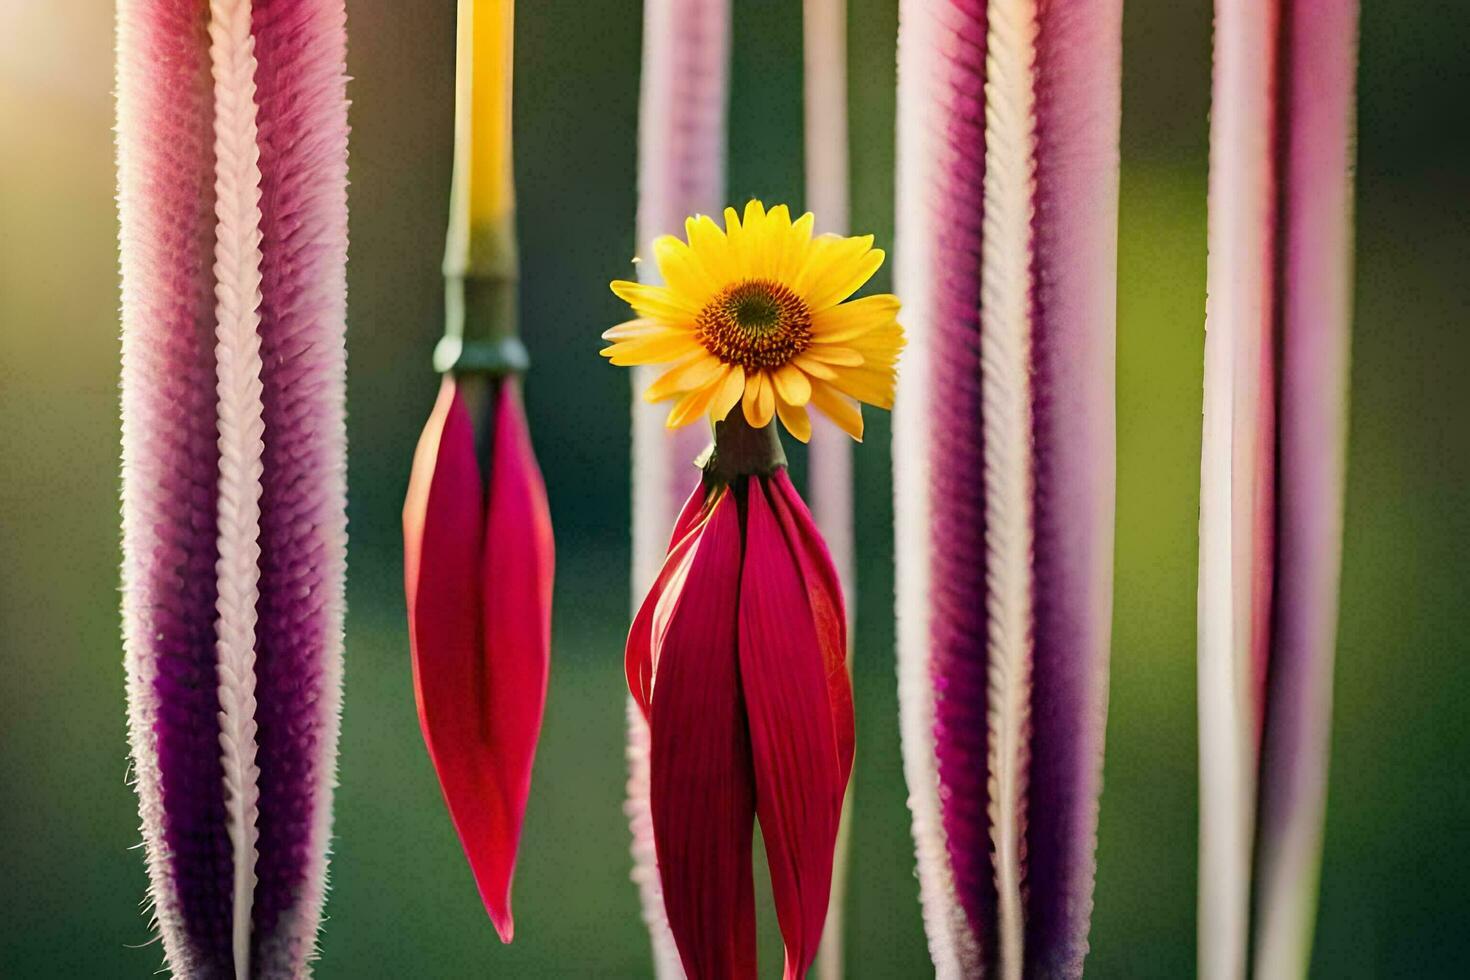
[624,1,730,975]
[1197,3,1357,978]
[892,2,1119,977]
[802,2,856,978]
[118,1,349,975]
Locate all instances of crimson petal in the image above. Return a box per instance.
[476,377,556,941]
[628,498,709,720]
[649,493,759,979]
[740,482,851,980]
[403,380,498,930]
[769,470,854,785]
[669,480,712,550]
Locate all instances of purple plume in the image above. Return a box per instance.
[892,1,1120,976]
[118,1,349,975]
[119,1,231,972]
[1197,3,1357,977]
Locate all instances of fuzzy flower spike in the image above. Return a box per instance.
[604,200,904,444]
[606,206,901,979]
[118,0,350,976]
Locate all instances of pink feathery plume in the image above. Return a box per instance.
[1197,3,1358,978]
[892,1,1120,977]
[118,0,349,976]
[802,2,856,977]
[246,1,350,972]
[119,1,230,972]
[624,1,731,974]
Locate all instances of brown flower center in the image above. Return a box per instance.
[695,279,812,371]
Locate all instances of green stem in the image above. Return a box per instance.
[435,273,529,376]
[701,410,787,483]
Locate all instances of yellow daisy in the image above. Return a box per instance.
[602,200,904,442]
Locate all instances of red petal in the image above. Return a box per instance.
[769,469,855,785]
[403,379,496,921]
[628,517,703,719]
[475,377,556,941]
[629,480,716,719]
[740,481,851,980]
[668,480,711,549]
[649,493,759,979]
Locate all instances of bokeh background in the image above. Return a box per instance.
[2,1,1467,976]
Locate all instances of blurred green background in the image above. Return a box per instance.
[2,1,1467,976]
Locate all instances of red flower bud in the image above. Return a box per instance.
[403,376,555,943]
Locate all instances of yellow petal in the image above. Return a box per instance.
[764,205,794,279]
[804,246,885,312]
[771,363,812,407]
[773,211,817,283]
[604,332,699,366]
[685,214,735,283]
[810,382,865,441]
[742,198,767,229]
[811,294,902,343]
[602,317,682,341]
[652,235,719,307]
[736,200,767,278]
[776,397,812,443]
[792,353,839,380]
[742,370,775,428]
[792,233,872,299]
[805,344,864,366]
[710,364,745,421]
[827,365,896,408]
[848,331,906,371]
[667,381,720,428]
[644,353,724,402]
[611,279,700,323]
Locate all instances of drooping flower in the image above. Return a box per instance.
[892,1,1120,977]
[401,0,554,944]
[604,200,905,444]
[623,414,854,980]
[1197,3,1358,978]
[118,0,349,975]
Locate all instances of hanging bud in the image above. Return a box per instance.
[401,0,555,944]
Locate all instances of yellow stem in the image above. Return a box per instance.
[438,0,524,374]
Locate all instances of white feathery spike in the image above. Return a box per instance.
[206,1,267,976]
[624,699,683,979]
[626,1,728,976]
[980,2,1040,979]
[1198,1,1277,978]
[803,2,853,977]
[115,5,192,968]
[892,2,978,976]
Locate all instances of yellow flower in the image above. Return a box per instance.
[603,200,904,442]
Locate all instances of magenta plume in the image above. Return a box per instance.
[892,2,1120,977]
[1197,3,1358,978]
[118,1,349,975]
[624,1,731,975]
